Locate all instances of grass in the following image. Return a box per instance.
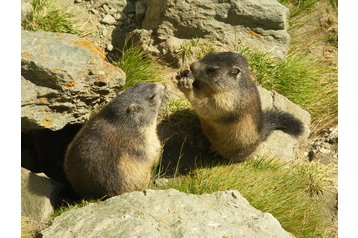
[153,158,336,238]
[52,199,98,218]
[21,216,38,238]
[178,39,217,66]
[278,0,338,14]
[22,0,78,34]
[327,31,338,48]
[237,47,337,134]
[115,39,163,88]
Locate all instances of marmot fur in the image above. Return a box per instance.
[64,83,166,199]
[175,52,303,162]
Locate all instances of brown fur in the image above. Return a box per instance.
[175,52,303,162]
[64,83,165,199]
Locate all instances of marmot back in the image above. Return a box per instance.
[64,83,166,199]
[175,52,303,162]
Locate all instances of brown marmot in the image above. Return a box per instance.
[175,52,303,162]
[64,82,166,199]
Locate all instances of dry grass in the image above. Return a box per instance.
[153,158,337,238]
[22,0,78,34]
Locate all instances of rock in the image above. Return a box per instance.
[328,127,338,144]
[106,43,114,51]
[90,8,99,15]
[21,168,63,223]
[305,126,338,164]
[41,189,293,237]
[101,14,116,25]
[130,0,290,67]
[21,1,32,21]
[91,0,129,14]
[135,0,146,21]
[254,86,311,160]
[113,12,122,20]
[21,30,126,131]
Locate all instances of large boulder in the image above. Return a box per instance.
[130,0,290,67]
[41,189,293,237]
[21,168,63,222]
[21,30,126,131]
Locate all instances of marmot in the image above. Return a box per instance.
[175,52,303,162]
[64,82,166,199]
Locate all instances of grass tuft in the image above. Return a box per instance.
[52,199,97,218]
[237,47,337,133]
[153,158,336,238]
[22,0,78,34]
[115,39,162,88]
[278,0,320,16]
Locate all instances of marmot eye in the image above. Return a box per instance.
[206,66,218,74]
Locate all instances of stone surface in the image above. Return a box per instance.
[41,189,293,238]
[101,14,117,25]
[21,168,63,222]
[306,126,338,164]
[21,30,126,131]
[21,0,32,21]
[131,0,290,67]
[254,86,311,160]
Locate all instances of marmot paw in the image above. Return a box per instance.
[175,70,194,92]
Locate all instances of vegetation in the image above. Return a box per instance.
[178,39,217,65]
[115,40,163,88]
[52,199,98,218]
[22,0,78,34]
[237,47,337,133]
[153,158,336,238]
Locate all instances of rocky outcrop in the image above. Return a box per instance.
[254,86,311,160]
[41,189,293,238]
[21,168,63,222]
[130,0,290,67]
[21,30,126,131]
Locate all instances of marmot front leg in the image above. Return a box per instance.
[175,70,195,101]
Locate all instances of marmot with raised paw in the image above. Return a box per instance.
[175,52,303,162]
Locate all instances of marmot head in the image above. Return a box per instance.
[189,52,253,92]
[103,82,166,128]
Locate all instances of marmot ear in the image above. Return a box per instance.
[230,66,241,77]
[127,103,141,114]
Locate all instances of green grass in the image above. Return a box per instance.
[327,31,338,48]
[52,199,98,218]
[278,0,338,13]
[153,158,336,238]
[115,40,163,88]
[22,0,78,34]
[278,0,320,16]
[178,39,217,66]
[237,47,337,133]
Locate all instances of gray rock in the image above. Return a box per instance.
[101,14,117,25]
[106,43,114,51]
[21,168,63,222]
[254,86,311,160]
[91,0,130,14]
[135,0,146,21]
[41,189,293,238]
[21,30,126,131]
[21,1,32,21]
[131,0,290,67]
